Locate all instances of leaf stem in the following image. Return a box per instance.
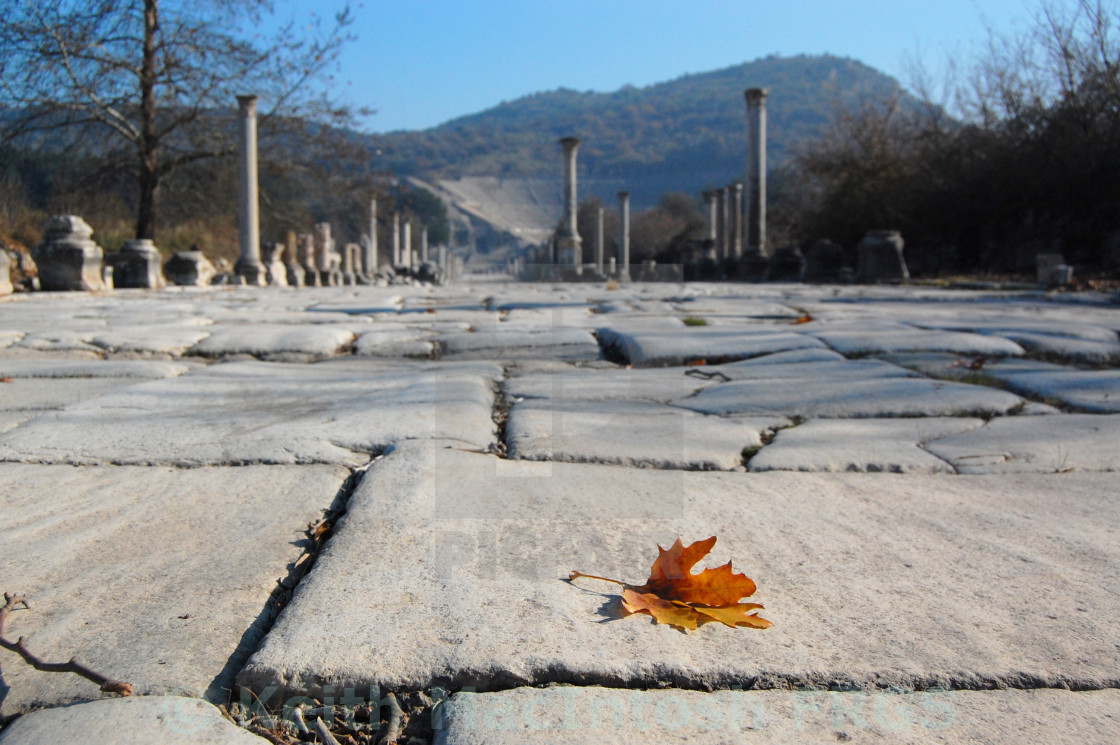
[568,571,627,586]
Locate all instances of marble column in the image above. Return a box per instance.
[745,87,769,256]
[702,190,718,243]
[391,213,400,266]
[402,220,412,269]
[731,183,744,258]
[366,197,378,275]
[558,137,583,270]
[234,95,265,285]
[617,191,630,279]
[716,188,728,259]
[595,207,605,274]
[421,226,429,263]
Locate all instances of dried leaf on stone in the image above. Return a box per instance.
[570,536,771,632]
[0,377,12,383]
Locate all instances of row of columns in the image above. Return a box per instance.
[558,137,631,277]
[552,86,768,276]
[235,95,439,285]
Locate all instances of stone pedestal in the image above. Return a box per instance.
[163,250,216,287]
[763,245,805,281]
[112,239,165,289]
[285,262,306,287]
[297,233,319,286]
[31,215,106,291]
[342,243,360,285]
[802,239,847,283]
[0,250,12,295]
[262,243,288,287]
[856,230,909,282]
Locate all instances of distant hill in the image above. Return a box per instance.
[371,54,913,208]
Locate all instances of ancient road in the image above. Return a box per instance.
[1,279,1118,743]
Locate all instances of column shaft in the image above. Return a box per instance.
[618,191,630,278]
[235,95,264,284]
[745,87,769,256]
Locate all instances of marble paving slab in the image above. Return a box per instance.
[923,414,1120,473]
[434,688,1120,745]
[239,442,1120,696]
[0,463,348,717]
[675,377,1024,419]
[0,361,498,466]
[0,696,269,744]
[748,418,984,473]
[508,399,786,470]
[596,327,827,367]
[188,324,360,358]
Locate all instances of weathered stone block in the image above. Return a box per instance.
[112,238,165,289]
[262,243,288,287]
[0,249,12,295]
[30,215,106,291]
[763,245,804,281]
[163,250,216,286]
[856,229,909,282]
[801,239,847,282]
[285,262,306,287]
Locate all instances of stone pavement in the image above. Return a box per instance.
[0,280,1118,743]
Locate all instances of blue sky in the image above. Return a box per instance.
[280,0,1040,133]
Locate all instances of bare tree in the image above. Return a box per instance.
[0,0,359,240]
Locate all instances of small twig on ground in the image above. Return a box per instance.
[0,592,132,696]
[377,692,404,745]
[291,705,311,736]
[685,368,730,382]
[315,716,343,745]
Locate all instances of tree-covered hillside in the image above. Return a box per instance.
[370,54,910,187]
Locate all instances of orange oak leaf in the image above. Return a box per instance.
[635,536,758,606]
[569,536,771,632]
[690,603,772,629]
[621,588,701,631]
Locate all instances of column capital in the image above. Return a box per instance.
[617,190,630,200]
[236,94,259,113]
[559,136,582,152]
[744,87,769,105]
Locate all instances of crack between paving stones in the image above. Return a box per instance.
[488,367,512,458]
[241,670,1120,742]
[208,459,374,708]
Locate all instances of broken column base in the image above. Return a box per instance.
[112,239,166,289]
[285,263,306,287]
[164,250,216,287]
[234,258,267,286]
[261,244,288,287]
[31,215,106,291]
